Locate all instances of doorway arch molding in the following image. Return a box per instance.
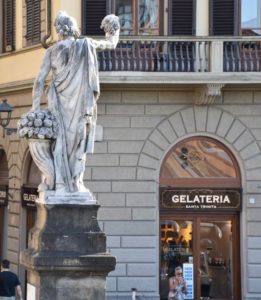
[137,105,261,188]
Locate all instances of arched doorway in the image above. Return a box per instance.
[159,136,241,300]
[21,152,41,295]
[21,153,41,247]
[0,149,8,261]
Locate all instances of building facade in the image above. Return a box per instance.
[0,0,261,299]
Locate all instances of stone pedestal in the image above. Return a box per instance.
[21,192,116,300]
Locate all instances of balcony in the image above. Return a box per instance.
[98,36,261,104]
[98,36,261,73]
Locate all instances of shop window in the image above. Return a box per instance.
[21,154,40,295]
[25,0,41,46]
[159,137,241,300]
[160,136,241,187]
[0,0,15,53]
[160,216,240,299]
[241,0,261,35]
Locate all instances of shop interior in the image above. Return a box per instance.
[160,219,233,300]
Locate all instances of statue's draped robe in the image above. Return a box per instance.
[47,38,100,192]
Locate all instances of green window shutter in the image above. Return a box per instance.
[26,0,41,45]
[82,0,107,35]
[210,0,238,36]
[3,0,15,52]
[168,0,195,35]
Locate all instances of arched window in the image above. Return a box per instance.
[160,136,241,188]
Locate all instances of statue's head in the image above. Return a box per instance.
[54,11,80,39]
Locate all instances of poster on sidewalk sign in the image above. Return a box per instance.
[183,263,194,299]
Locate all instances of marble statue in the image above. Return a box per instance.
[18,11,120,196]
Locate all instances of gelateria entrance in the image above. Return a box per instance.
[159,137,241,300]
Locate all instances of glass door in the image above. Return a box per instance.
[160,218,194,300]
[160,215,240,300]
[198,217,237,300]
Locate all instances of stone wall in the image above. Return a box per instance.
[91,87,261,299]
[1,86,261,299]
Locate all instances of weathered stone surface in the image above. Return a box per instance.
[21,195,116,300]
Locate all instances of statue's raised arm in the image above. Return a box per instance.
[90,14,120,50]
[18,11,120,199]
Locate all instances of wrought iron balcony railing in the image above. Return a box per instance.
[98,36,261,72]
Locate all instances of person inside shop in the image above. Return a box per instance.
[0,259,23,300]
[168,266,188,300]
[178,235,188,248]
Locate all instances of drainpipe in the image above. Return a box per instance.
[41,0,52,49]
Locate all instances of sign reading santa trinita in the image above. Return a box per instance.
[161,189,241,211]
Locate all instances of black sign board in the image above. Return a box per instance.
[21,186,38,209]
[161,189,241,211]
[0,185,8,206]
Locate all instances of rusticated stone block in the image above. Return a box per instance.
[21,194,116,300]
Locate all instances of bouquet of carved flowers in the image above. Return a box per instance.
[17,109,58,140]
[17,109,58,190]
[100,14,120,35]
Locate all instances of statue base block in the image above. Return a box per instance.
[21,193,116,300]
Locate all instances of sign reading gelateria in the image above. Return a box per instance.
[0,185,8,206]
[21,186,38,209]
[161,189,241,211]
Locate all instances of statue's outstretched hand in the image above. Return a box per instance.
[100,14,120,36]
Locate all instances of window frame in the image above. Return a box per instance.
[1,0,15,53]
[23,0,46,47]
[209,0,240,36]
[160,136,241,188]
[240,0,261,36]
[111,0,163,36]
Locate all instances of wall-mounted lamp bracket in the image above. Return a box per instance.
[0,98,16,138]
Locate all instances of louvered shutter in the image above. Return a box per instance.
[3,0,15,52]
[82,0,107,35]
[169,0,195,35]
[26,0,41,45]
[210,0,238,35]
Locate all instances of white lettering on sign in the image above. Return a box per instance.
[172,194,231,204]
[23,193,37,202]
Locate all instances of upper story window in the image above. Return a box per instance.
[82,0,260,37]
[241,0,261,35]
[114,0,160,35]
[210,0,238,35]
[82,0,195,36]
[0,0,15,53]
[82,0,161,35]
[169,0,195,35]
[24,0,41,46]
